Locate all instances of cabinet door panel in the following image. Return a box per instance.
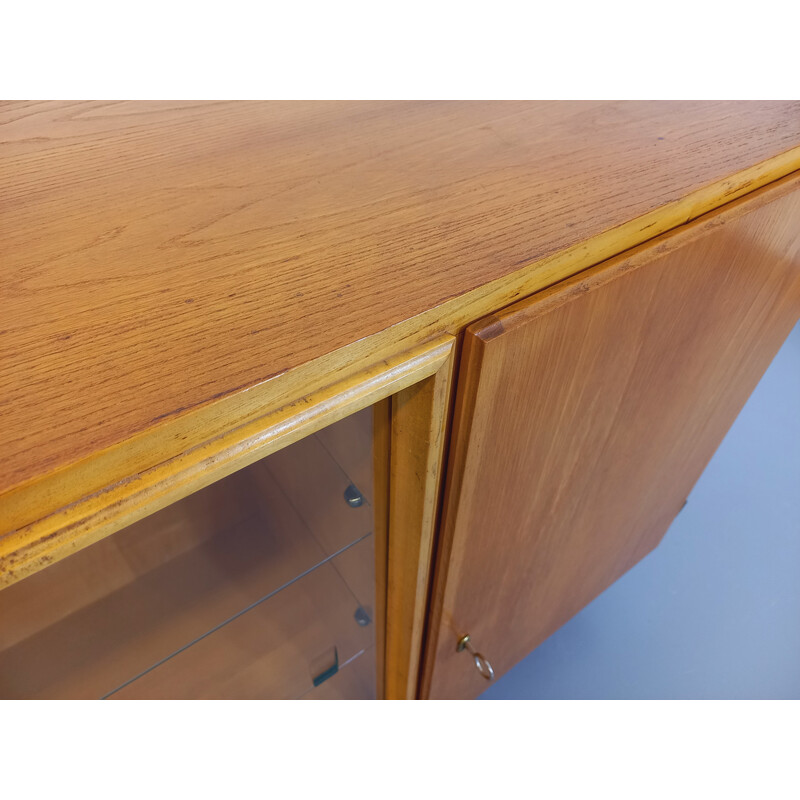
[423,178,800,699]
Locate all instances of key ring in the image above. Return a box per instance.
[456,634,495,681]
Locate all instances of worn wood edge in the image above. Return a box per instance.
[384,345,456,700]
[0,336,454,589]
[372,397,392,700]
[473,169,800,337]
[417,331,493,700]
[4,148,800,541]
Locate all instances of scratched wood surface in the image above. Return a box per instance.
[3,101,800,504]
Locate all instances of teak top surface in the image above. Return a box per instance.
[3,100,800,495]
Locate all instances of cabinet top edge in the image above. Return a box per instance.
[467,169,800,341]
[3,100,800,498]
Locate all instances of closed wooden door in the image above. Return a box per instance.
[422,177,800,699]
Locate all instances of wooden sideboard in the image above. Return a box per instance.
[2,101,799,699]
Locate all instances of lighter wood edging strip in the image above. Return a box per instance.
[3,152,800,573]
[0,336,454,589]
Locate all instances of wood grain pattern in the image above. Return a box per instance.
[371,398,391,700]
[0,334,452,588]
[384,353,455,699]
[421,175,800,700]
[3,102,800,547]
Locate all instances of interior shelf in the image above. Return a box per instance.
[0,408,376,700]
[110,538,375,699]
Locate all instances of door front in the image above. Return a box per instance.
[422,177,800,699]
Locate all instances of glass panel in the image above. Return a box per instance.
[0,407,377,700]
[108,537,375,699]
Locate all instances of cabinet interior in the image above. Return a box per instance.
[0,408,378,700]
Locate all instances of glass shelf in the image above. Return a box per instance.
[0,408,376,700]
[109,536,375,699]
